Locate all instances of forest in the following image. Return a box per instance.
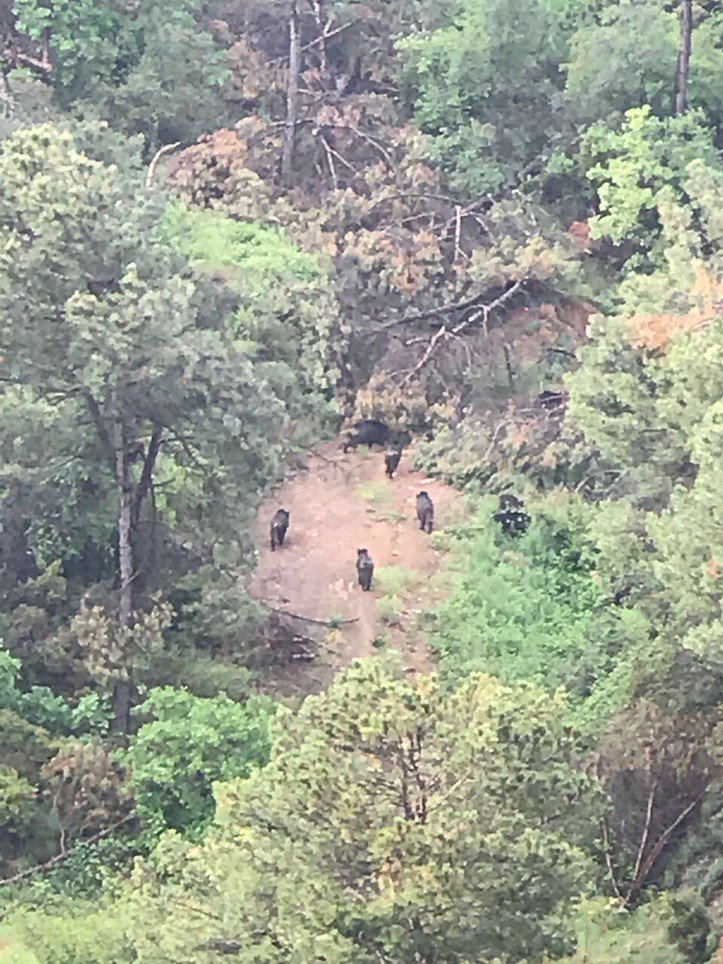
[0,0,722,960]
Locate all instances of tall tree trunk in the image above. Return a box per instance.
[281,0,301,186]
[312,0,328,76]
[131,427,162,526]
[110,416,134,737]
[675,0,692,115]
[0,71,14,119]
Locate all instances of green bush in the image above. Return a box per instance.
[373,566,417,596]
[122,687,276,836]
[430,499,640,717]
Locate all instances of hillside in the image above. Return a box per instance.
[0,0,722,960]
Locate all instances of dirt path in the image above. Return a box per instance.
[248,440,464,695]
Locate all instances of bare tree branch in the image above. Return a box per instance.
[599,817,624,902]
[146,141,182,189]
[315,133,357,176]
[630,781,657,891]
[319,134,339,188]
[400,324,451,386]
[450,279,523,337]
[367,191,464,217]
[14,48,52,75]
[263,602,359,627]
[0,813,135,887]
[372,289,482,333]
[343,124,393,165]
[399,280,524,384]
[628,787,707,903]
[271,19,358,64]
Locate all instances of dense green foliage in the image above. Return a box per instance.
[398,0,570,194]
[0,0,722,960]
[123,687,275,835]
[430,501,649,726]
[14,0,229,145]
[126,663,600,961]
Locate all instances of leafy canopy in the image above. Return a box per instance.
[14,0,229,148]
[398,0,571,195]
[124,658,601,962]
[581,106,719,263]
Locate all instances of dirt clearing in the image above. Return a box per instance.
[247,440,465,696]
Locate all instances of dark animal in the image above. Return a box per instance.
[493,494,530,536]
[356,548,374,591]
[270,509,290,551]
[612,585,632,606]
[384,444,402,479]
[536,390,568,413]
[343,419,390,453]
[416,492,434,534]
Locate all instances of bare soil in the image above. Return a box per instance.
[247,440,465,697]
